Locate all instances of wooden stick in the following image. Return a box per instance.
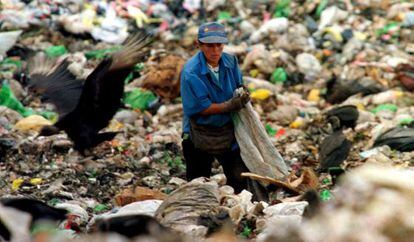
[241,172,301,194]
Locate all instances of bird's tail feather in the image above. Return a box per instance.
[110,31,153,70]
[28,53,58,77]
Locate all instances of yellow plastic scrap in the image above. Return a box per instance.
[315,51,324,61]
[127,6,149,28]
[394,90,404,98]
[250,89,271,100]
[307,89,320,102]
[81,5,97,29]
[354,31,367,41]
[356,103,365,111]
[12,178,24,191]
[249,69,260,78]
[13,115,53,132]
[108,119,124,132]
[147,18,163,24]
[323,27,343,42]
[30,178,43,185]
[397,12,405,22]
[290,118,304,129]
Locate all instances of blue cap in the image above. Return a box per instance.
[198,22,228,44]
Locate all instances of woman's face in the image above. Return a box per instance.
[198,42,224,67]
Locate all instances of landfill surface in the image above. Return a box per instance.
[1,0,414,241]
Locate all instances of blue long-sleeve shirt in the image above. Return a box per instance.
[180,51,243,134]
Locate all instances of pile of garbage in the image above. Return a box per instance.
[1,0,414,241]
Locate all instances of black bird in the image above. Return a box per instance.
[325,76,383,104]
[94,214,167,238]
[374,125,414,151]
[318,129,352,172]
[0,197,68,222]
[317,105,354,172]
[325,105,359,130]
[28,32,153,153]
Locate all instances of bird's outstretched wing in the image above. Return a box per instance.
[28,55,84,117]
[74,31,153,131]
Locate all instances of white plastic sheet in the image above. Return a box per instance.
[0,30,23,58]
[233,89,288,179]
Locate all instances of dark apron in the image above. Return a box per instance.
[189,119,235,155]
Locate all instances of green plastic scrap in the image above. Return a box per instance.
[124,63,145,84]
[0,81,57,120]
[134,63,145,72]
[273,0,291,18]
[218,11,232,21]
[125,73,133,84]
[0,58,22,70]
[93,204,108,213]
[85,47,120,60]
[0,81,33,117]
[370,103,398,114]
[47,198,62,207]
[322,177,330,185]
[270,67,287,84]
[316,0,329,18]
[45,45,67,58]
[399,117,414,126]
[31,221,58,236]
[376,22,400,37]
[123,88,156,110]
[265,123,277,136]
[320,189,332,201]
[241,225,253,238]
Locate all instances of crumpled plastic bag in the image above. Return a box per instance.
[91,12,128,45]
[155,181,220,237]
[318,6,348,30]
[241,44,276,74]
[232,88,288,179]
[89,200,163,229]
[263,201,308,218]
[249,18,289,43]
[295,53,322,81]
[0,30,23,58]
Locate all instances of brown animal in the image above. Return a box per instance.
[395,63,414,91]
[141,55,185,100]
